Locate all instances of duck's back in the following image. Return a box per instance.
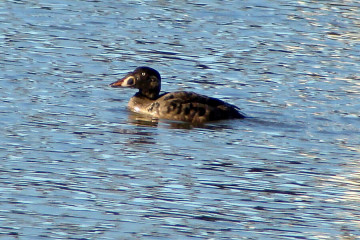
[147,91,245,123]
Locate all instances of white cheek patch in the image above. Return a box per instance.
[123,77,135,86]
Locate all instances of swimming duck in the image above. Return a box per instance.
[110,67,245,123]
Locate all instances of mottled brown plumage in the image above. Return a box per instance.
[110,67,245,123]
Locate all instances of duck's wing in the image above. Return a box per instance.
[150,91,245,123]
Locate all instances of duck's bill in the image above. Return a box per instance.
[110,75,135,88]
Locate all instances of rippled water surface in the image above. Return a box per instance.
[1,0,360,239]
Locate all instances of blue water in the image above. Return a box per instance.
[1,0,360,239]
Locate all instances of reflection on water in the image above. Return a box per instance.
[126,110,245,130]
[1,0,360,239]
[127,111,160,128]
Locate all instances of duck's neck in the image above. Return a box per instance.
[138,89,160,100]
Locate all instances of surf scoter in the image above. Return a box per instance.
[110,67,245,123]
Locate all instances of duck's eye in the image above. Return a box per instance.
[141,72,146,76]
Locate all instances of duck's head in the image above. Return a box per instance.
[110,67,161,100]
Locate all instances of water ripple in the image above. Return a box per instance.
[1,0,360,239]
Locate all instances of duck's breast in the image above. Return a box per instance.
[128,95,156,115]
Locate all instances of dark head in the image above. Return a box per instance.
[110,67,161,100]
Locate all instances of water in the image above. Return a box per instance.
[1,0,360,239]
